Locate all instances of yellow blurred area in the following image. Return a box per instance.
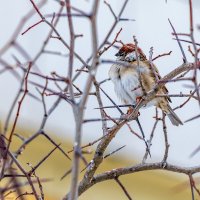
[2,127,193,200]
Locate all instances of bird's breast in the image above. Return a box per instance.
[109,65,143,104]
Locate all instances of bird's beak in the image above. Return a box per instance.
[115,52,120,57]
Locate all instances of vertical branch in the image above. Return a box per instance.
[189,174,195,200]
[188,0,200,107]
[0,63,32,179]
[3,73,25,135]
[93,79,108,135]
[162,112,169,163]
[68,1,100,200]
[65,0,75,101]
[142,108,159,163]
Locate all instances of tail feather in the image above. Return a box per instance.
[167,106,183,126]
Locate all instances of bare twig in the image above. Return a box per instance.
[162,112,169,163]
[115,177,133,200]
[104,145,126,159]
[152,51,172,61]
[1,63,32,179]
[168,19,187,62]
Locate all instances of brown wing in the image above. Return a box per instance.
[144,61,172,103]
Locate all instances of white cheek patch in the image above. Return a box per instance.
[125,52,136,62]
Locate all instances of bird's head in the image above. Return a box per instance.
[115,43,146,62]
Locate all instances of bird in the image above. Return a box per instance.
[109,43,183,126]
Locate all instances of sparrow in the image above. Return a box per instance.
[109,43,183,126]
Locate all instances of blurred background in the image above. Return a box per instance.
[0,0,200,199]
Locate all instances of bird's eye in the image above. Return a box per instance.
[115,51,125,57]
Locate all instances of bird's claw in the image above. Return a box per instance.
[120,107,140,120]
[120,113,130,120]
[136,96,142,104]
[126,107,140,116]
[127,107,134,115]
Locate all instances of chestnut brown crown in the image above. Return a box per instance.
[115,43,147,61]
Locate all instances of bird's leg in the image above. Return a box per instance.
[126,106,134,115]
[120,107,132,119]
[136,96,142,104]
[120,106,134,119]
[120,97,142,119]
[120,106,140,120]
[126,106,140,116]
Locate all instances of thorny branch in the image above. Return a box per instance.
[0,0,200,200]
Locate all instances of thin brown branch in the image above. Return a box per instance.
[115,177,133,200]
[173,38,200,46]
[28,144,59,175]
[168,19,187,62]
[65,0,75,102]
[93,79,108,135]
[68,1,100,199]
[189,174,195,200]
[21,19,44,35]
[104,145,126,159]
[142,110,159,163]
[104,1,117,19]
[29,0,44,19]
[162,112,169,163]
[98,28,122,56]
[152,50,172,61]
[1,63,32,179]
